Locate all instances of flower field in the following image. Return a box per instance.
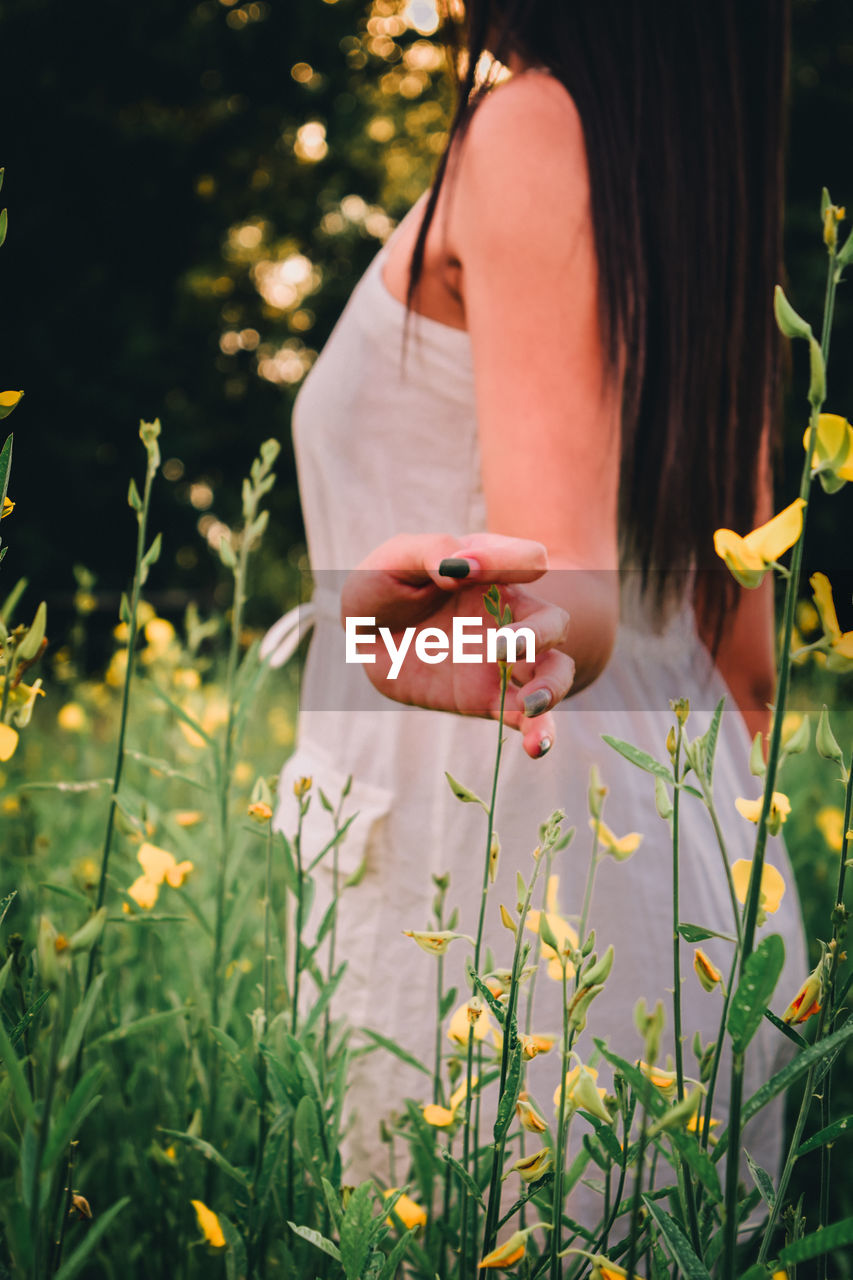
[2,183,853,1279]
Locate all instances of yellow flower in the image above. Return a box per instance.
[0,723,19,761]
[526,875,579,980]
[144,616,176,655]
[384,1189,427,1231]
[516,1092,548,1134]
[816,805,845,852]
[590,1257,643,1280]
[519,1032,556,1060]
[57,702,88,732]
[810,573,853,671]
[138,841,193,887]
[403,929,472,956]
[0,390,24,412]
[735,791,791,835]
[554,1064,608,1115]
[247,800,273,823]
[191,1199,226,1249]
[590,818,642,860]
[686,1112,720,1135]
[173,666,201,691]
[731,859,786,925]
[781,965,822,1026]
[293,774,312,798]
[713,498,806,588]
[174,809,203,828]
[2,496,13,519]
[693,949,723,994]
[127,875,159,910]
[636,1060,679,1100]
[422,1076,477,1128]
[479,1230,529,1269]
[447,999,500,1048]
[803,412,853,490]
[505,1146,553,1183]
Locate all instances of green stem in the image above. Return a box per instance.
[462,661,509,1269]
[30,994,62,1280]
[756,748,852,1265]
[550,962,572,1280]
[291,801,306,1036]
[722,240,839,1280]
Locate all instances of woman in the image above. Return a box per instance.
[264,0,806,1220]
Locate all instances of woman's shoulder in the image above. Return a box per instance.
[449,69,591,241]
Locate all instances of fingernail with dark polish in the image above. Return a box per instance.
[439,557,472,579]
[523,689,551,718]
[538,736,552,757]
[494,635,508,663]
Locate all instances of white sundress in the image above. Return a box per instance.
[266,226,808,1220]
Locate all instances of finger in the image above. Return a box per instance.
[426,532,549,587]
[491,598,571,666]
[514,650,576,719]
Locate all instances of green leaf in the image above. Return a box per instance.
[321,1175,344,1235]
[10,991,49,1046]
[744,1149,776,1209]
[358,1029,432,1077]
[15,601,46,663]
[713,1014,853,1163]
[127,477,143,512]
[493,1040,523,1141]
[125,748,210,790]
[0,208,7,249]
[294,1094,324,1183]
[470,972,507,1024]
[54,1196,131,1280]
[287,1222,342,1263]
[677,923,737,944]
[219,1213,247,1280]
[668,1129,722,1202]
[444,771,487,808]
[378,1227,418,1280]
[703,697,725,784]
[797,1114,853,1156]
[43,1064,105,1169]
[0,434,13,512]
[642,1196,713,1280]
[158,1129,249,1188]
[773,284,812,341]
[209,1027,261,1104]
[0,889,16,929]
[727,934,785,1054]
[778,1214,853,1264]
[339,1181,374,1280]
[58,972,107,1073]
[145,678,216,746]
[601,735,672,781]
[438,1146,486,1209]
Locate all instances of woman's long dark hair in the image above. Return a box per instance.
[408,0,790,630]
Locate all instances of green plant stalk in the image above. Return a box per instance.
[460,661,509,1271]
[670,734,702,1253]
[694,779,744,947]
[624,1094,650,1280]
[86,450,157,987]
[756,748,852,1266]
[482,842,549,1252]
[208,504,256,1181]
[248,818,274,1276]
[722,240,839,1279]
[291,800,306,1034]
[30,992,62,1280]
[0,633,16,722]
[577,829,601,950]
[550,960,574,1280]
[323,787,349,1063]
[698,947,738,1153]
[49,1138,77,1277]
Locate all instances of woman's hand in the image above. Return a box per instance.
[340,531,574,758]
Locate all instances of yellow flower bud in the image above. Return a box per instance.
[293,775,312,798]
[693,948,723,994]
[191,1199,226,1249]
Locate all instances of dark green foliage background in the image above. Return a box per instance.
[0,0,850,633]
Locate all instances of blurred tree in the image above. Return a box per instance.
[0,0,849,642]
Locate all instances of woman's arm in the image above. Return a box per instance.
[446,70,622,691]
